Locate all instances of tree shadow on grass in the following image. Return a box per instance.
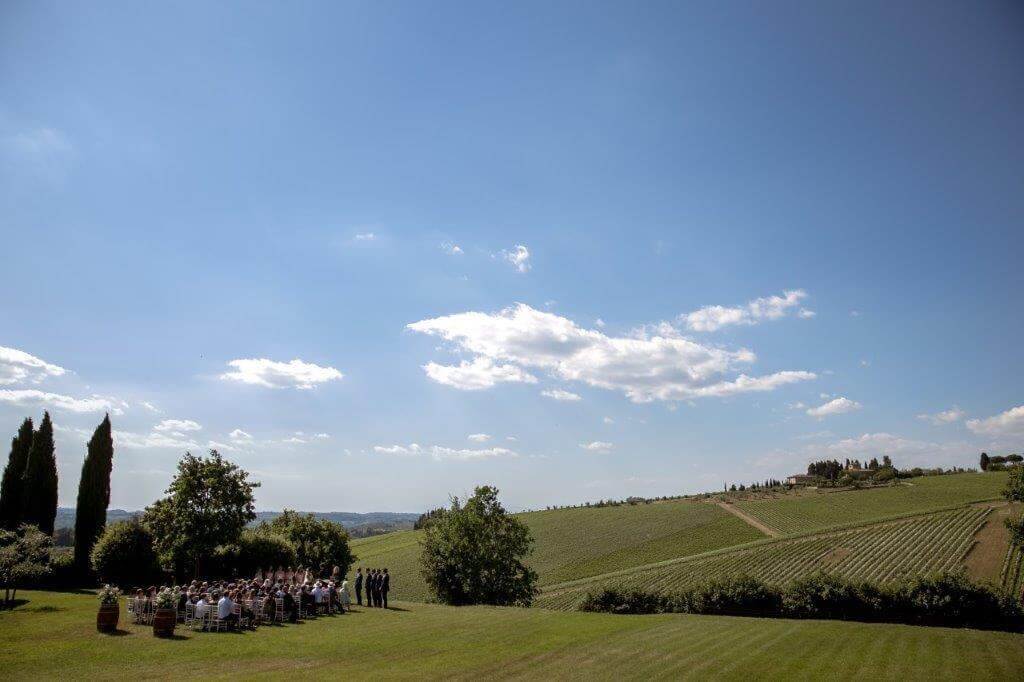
[0,599,30,611]
[101,628,132,637]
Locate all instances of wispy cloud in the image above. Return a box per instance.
[682,289,810,332]
[501,244,531,273]
[373,443,517,461]
[580,441,613,453]
[966,405,1024,437]
[917,406,964,425]
[0,389,125,415]
[221,358,343,389]
[0,346,67,385]
[806,397,861,419]
[541,389,581,402]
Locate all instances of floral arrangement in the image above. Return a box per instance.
[153,587,181,610]
[97,585,122,605]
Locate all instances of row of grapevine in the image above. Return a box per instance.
[536,507,991,610]
[1001,541,1023,598]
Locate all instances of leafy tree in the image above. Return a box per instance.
[0,524,53,605]
[90,519,159,588]
[882,455,893,468]
[0,419,33,530]
[1004,467,1024,547]
[420,485,538,606]
[73,415,114,574]
[414,507,447,530]
[21,412,58,535]
[979,452,990,471]
[142,450,258,578]
[259,510,354,576]
[213,529,297,578]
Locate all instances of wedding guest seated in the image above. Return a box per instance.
[217,591,238,628]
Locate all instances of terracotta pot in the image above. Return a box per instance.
[97,603,119,633]
[152,608,177,637]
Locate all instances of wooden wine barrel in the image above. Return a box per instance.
[152,608,177,637]
[96,603,119,633]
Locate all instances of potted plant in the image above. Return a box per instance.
[152,587,180,637]
[96,585,121,633]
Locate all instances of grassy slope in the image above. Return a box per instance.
[734,472,1007,535]
[352,500,763,602]
[536,506,992,610]
[2,590,1022,680]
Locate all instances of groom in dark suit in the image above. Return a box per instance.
[381,568,390,609]
[354,568,363,606]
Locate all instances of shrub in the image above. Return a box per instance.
[581,588,672,614]
[90,519,160,589]
[782,573,879,621]
[258,510,353,577]
[891,573,1023,629]
[38,547,79,589]
[873,467,896,482]
[684,576,783,616]
[211,529,296,579]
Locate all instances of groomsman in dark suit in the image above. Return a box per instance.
[354,568,363,606]
[381,568,390,609]
[371,569,381,607]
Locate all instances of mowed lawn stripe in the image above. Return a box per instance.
[2,591,1023,680]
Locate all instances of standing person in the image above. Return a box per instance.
[369,569,378,607]
[373,569,382,607]
[340,577,351,613]
[381,568,390,609]
[354,568,363,606]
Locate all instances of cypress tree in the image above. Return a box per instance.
[0,418,34,529]
[22,412,58,535]
[74,414,114,573]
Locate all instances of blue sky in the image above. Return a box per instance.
[1,1,1022,512]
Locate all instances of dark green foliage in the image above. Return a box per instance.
[414,507,446,530]
[73,415,114,574]
[90,519,159,588]
[212,529,297,578]
[21,412,58,535]
[980,452,990,471]
[0,523,53,604]
[808,460,843,480]
[258,510,353,576]
[1004,466,1024,546]
[420,485,538,607]
[580,573,1023,631]
[0,418,33,530]
[38,547,78,590]
[142,450,258,578]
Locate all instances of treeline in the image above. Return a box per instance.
[1,413,115,605]
[580,573,1023,632]
[981,452,1022,472]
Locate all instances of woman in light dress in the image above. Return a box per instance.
[340,577,351,612]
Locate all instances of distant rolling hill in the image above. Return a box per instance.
[54,508,420,535]
[353,471,1014,606]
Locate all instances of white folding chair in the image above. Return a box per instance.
[274,597,285,623]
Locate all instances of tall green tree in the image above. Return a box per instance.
[73,415,114,574]
[142,450,259,578]
[0,419,33,530]
[420,485,538,607]
[21,413,57,535]
[258,510,354,576]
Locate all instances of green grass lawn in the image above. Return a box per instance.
[352,499,763,601]
[2,590,1022,680]
[734,472,1008,535]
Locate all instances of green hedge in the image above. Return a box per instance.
[580,572,1023,631]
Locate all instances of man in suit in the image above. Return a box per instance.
[354,568,363,606]
[373,569,381,607]
[370,569,379,607]
[381,568,390,609]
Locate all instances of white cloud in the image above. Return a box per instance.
[787,401,807,410]
[682,290,809,332]
[541,389,581,402]
[580,441,613,453]
[603,416,614,424]
[420,357,537,391]
[221,358,343,389]
[806,397,862,418]
[467,433,491,442]
[966,406,1024,437]
[595,318,606,328]
[314,433,330,440]
[506,435,518,442]
[0,389,125,415]
[154,419,201,433]
[917,407,965,426]
[797,308,816,319]
[408,304,814,403]
[229,429,253,441]
[860,359,871,367]
[354,232,376,241]
[0,346,67,385]
[372,443,517,460]
[140,401,162,413]
[114,429,200,450]
[501,244,531,273]
[442,242,463,255]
